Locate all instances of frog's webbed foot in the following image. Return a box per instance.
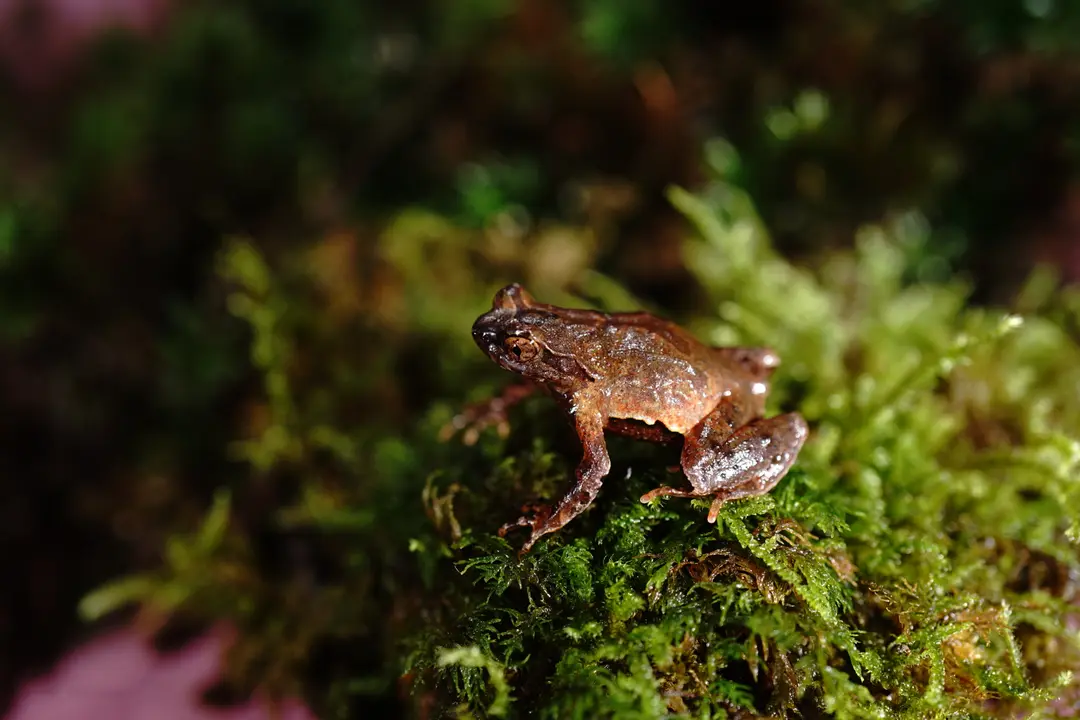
[439,382,537,445]
[641,410,808,524]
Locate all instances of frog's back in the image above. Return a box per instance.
[561,311,728,434]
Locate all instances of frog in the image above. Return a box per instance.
[443,283,808,553]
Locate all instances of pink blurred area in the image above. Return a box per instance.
[0,0,169,89]
[5,625,315,720]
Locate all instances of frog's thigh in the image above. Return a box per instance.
[682,412,808,498]
[640,400,746,503]
[678,398,749,484]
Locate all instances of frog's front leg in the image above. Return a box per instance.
[440,381,538,445]
[499,409,610,554]
[640,402,808,523]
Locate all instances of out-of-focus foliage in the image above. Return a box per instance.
[85,144,1080,716]
[6,0,1080,715]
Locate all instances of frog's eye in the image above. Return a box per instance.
[505,336,539,361]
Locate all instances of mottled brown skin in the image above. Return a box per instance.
[447,283,808,553]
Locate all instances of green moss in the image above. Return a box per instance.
[396,153,1079,716]
[84,142,1080,717]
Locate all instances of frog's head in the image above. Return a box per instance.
[471,284,590,386]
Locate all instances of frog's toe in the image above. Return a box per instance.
[640,485,696,503]
[498,504,551,543]
[706,496,727,523]
[519,534,539,555]
[497,516,529,537]
[499,521,545,556]
[639,488,663,503]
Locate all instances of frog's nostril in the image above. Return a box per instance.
[472,323,498,346]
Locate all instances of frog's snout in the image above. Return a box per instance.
[472,316,500,351]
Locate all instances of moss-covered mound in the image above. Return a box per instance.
[85,144,1080,718]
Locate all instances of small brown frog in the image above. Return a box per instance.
[444,284,808,553]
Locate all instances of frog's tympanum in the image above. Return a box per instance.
[445,284,808,553]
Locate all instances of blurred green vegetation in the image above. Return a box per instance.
[4,0,1080,716]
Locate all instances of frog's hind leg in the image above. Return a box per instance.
[640,399,746,504]
[692,412,808,522]
[641,405,808,523]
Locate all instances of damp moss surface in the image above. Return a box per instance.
[84,145,1080,719]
